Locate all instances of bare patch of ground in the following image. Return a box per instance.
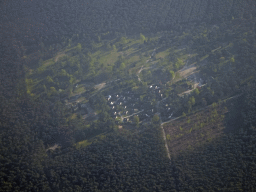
[163,104,228,158]
[178,63,197,78]
[46,144,60,151]
[94,82,106,90]
[178,84,199,96]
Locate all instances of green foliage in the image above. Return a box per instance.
[120,62,126,70]
[189,96,195,106]
[43,84,47,92]
[212,102,218,108]
[46,76,54,83]
[174,58,184,70]
[140,33,146,42]
[75,140,92,149]
[230,56,235,63]
[120,36,128,44]
[49,87,57,95]
[69,75,75,84]
[77,43,82,52]
[169,70,175,79]
[194,88,200,95]
[152,114,160,124]
[133,115,139,127]
[59,69,68,76]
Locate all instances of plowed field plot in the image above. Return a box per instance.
[163,103,229,158]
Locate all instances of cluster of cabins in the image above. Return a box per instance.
[66,83,178,124]
[160,100,174,122]
[65,74,207,124]
[106,84,166,124]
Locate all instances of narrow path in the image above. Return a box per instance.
[137,65,155,82]
[156,101,171,160]
[125,109,144,119]
[160,121,171,160]
[137,66,144,82]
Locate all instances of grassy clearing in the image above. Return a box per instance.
[74,86,86,94]
[70,113,77,120]
[74,131,109,149]
[95,50,120,65]
[92,38,145,69]
[156,48,171,59]
[38,59,55,72]
[64,45,78,53]
[75,140,92,149]
[127,55,141,64]
[26,33,180,99]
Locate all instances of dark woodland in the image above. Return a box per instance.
[1,0,256,191]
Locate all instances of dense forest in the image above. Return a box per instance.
[1,0,255,49]
[1,0,256,191]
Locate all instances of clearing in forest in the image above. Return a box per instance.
[178,63,197,78]
[163,102,229,158]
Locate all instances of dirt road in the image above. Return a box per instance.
[156,100,171,160]
[160,122,171,160]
